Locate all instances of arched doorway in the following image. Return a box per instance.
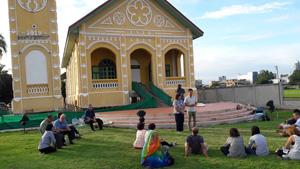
[130,49,152,87]
[164,49,185,78]
[131,59,141,82]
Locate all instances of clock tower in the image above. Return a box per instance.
[8,0,63,114]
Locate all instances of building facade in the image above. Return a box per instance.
[62,0,203,109]
[8,0,63,113]
[238,72,258,84]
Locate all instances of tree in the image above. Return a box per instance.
[288,70,300,85]
[0,34,7,59]
[256,70,274,84]
[0,64,13,103]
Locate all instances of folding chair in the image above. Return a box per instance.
[72,118,88,133]
[253,107,267,122]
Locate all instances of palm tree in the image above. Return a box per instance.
[0,34,7,59]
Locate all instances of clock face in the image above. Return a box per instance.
[17,0,48,13]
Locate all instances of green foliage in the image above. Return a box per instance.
[61,80,66,101]
[256,70,274,84]
[0,111,298,168]
[0,34,7,59]
[210,82,220,88]
[0,64,13,103]
[288,70,300,85]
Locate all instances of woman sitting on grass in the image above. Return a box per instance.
[221,128,247,158]
[133,122,147,149]
[144,123,177,148]
[38,124,56,155]
[275,126,300,160]
[141,123,174,168]
[245,126,269,156]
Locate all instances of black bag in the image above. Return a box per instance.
[262,115,270,121]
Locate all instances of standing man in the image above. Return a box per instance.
[84,104,103,131]
[40,114,64,149]
[175,84,185,101]
[54,114,75,145]
[184,89,198,131]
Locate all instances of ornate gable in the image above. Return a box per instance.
[85,0,186,35]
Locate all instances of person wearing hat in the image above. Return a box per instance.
[175,84,185,101]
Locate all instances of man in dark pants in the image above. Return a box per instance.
[84,104,103,131]
[56,112,84,139]
[54,114,75,145]
[40,114,64,149]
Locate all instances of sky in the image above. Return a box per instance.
[0,0,299,84]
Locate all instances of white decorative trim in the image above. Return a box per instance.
[13,65,19,69]
[12,53,18,58]
[165,21,175,28]
[126,0,152,27]
[123,91,129,94]
[154,15,164,27]
[54,95,62,99]
[17,0,47,13]
[27,86,49,95]
[127,42,155,51]
[101,17,113,25]
[93,82,118,89]
[81,93,89,97]
[53,64,59,68]
[86,41,120,51]
[113,12,125,25]
[53,76,59,80]
[81,75,87,79]
[14,77,20,82]
[13,98,22,102]
[162,43,189,51]
[166,80,186,86]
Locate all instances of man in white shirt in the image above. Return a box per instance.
[184,89,197,131]
[277,109,300,136]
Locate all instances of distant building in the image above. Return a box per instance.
[295,61,300,70]
[237,72,258,84]
[226,79,248,87]
[219,76,226,82]
[272,74,289,84]
[209,81,220,87]
[195,80,203,87]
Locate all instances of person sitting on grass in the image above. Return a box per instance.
[277,109,300,137]
[40,114,64,149]
[84,104,103,131]
[38,124,56,155]
[274,126,300,160]
[144,123,177,148]
[278,116,297,129]
[184,127,210,158]
[56,112,84,139]
[141,123,174,168]
[133,122,147,149]
[245,126,269,156]
[54,114,75,145]
[221,128,247,158]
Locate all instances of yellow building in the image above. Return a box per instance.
[8,0,63,114]
[62,0,204,109]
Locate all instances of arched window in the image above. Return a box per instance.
[92,59,116,79]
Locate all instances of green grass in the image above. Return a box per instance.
[284,89,300,98]
[0,110,299,169]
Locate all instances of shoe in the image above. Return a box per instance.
[70,141,75,145]
[57,147,64,149]
[75,136,81,139]
[281,157,290,160]
[174,141,177,146]
[63,144,68,146]
[79,133,84,136]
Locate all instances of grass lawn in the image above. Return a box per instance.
[0,110,299,169]
[284,89,300,98]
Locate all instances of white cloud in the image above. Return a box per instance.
[195,2,291,19]
[267,15,290,22]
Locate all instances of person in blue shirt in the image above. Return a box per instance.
[175,84,185,101]
[84,104,103,131]
[54,114,75,145]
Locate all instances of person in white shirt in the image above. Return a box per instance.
[277,109,300,136]
[245,126,269,156]
[184,89,197,131]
